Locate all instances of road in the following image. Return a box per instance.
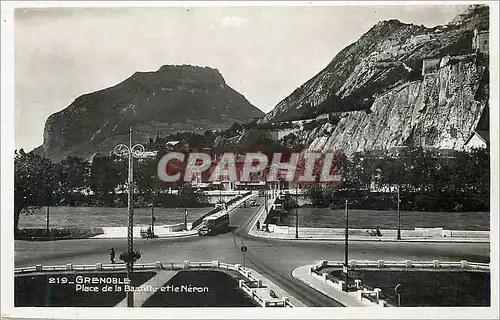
[14,197,490,307]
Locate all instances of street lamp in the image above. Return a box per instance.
[113,127,145,307]
[344,199,349,292]
[151,190,156,237]
[46,189,55,235]
[295,184,299,239]
[397,185,401,240]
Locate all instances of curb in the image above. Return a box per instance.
[91,232,199,240]
[248,231,489,244]
[290,266,347,307]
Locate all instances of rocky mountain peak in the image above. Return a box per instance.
[260,5,489,155]
[39,64,263,161]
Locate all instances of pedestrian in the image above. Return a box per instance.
[109,248,116,264]
[256,220,260,231]
[376,226,382,237]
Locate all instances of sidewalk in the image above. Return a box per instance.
[92,228,198,239]
[240,266,307,307]
[292,265,373,307]
[250,229,489,243]
[115,270,178,307]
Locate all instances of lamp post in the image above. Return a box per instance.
[397,185,401,240]
[46,205,50,234]
[295,185,299,239]
[46,189,55,234]
[113,127,145,307]
[344,199,349,292]
[264,169,268,212]
[151,190,155,237]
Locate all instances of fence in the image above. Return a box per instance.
[309,259,490,307]
[15,259,293,308]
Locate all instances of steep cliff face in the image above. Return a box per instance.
[306,58,488,153]
[41,65,264,161]
[262,5,489,154]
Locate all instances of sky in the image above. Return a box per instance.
[13,3,469,151]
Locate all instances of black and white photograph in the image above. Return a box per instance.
[1,1,498,319]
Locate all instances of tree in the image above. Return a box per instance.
[135,158,158,196]
[177,186,208,207]
[14,149,56,231]
[305,185,328,206]
[88,155,125,204]
[56,156,90,204]
[281,133,303,151]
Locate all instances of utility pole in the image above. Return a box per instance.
[295,185,298,239]
[264,170,268,212]
[46,205,50,234]
[151,190,155,237]
[397,186,401,240]
[46,190,53,234]
[344,199,349,292]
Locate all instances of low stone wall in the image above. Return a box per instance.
[264,226,490,239]
[96,223,192,238]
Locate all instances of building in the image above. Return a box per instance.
[464,130,489,151]
[165,140,180,151]
[421,58,441,76]
[138,151,158,160]
[411,34,431,45]
[165,140,190,152]
[472,29,489,54]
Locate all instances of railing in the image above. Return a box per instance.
[15,266,37,273]
[101,264,127,271]
[192,191,253,229]
[16,260,293,308]
[189,261,214,268]
[315,260,490,272]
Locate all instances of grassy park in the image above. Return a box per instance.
[330,270,490,307]
[143,270,258,307]
[15,271,156,307]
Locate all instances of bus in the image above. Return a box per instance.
[198,211,230,236]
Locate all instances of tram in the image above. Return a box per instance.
[198,210,230,236]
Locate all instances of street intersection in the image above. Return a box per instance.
[14,197,490,307]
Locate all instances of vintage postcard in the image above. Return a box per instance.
[1,1,498,319]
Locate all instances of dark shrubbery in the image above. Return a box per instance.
[303,147,489,212]
[14,227,104,240]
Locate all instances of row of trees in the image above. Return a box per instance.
[13,149,208,231]
[305,147,489,212]
[14,144,489,230]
